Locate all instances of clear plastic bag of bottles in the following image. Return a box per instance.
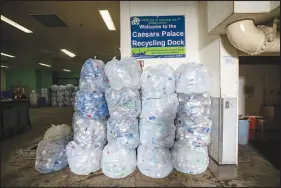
[58,85,66,91]
[175,63,211,94]
[73,113,107,149]
[105,88,141,119]
[175,117,212,147]
[51,98,57,107]
[79,58,109,92]
[139,119,175,148]
[105,57,141,90]
[51,84,59,92]
[74,86,79,92]
[141,65,176,99]
[107,117,139,149]
[35,139,68,174]
[66,141,102,175]
[177,93,211,120]
[101,143,137,179]
[65,84,74,91]
[137,145,173,178]
[171,140,209,174]
[44,124,72,142]
[140,94,179,124]
[74,90,109,120]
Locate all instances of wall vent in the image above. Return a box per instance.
[30,14,68,27]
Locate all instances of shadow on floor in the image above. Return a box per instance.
[249,140,280,170]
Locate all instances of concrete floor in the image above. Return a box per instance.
[1,107,280,187]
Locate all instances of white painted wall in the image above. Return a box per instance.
[239,64,280,115]
[120,1,200,70]
[207,1,234,33]
[234,1,272,13]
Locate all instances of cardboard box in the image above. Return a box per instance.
[260,105,281,120]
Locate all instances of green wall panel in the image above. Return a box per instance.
[6,69,37,91]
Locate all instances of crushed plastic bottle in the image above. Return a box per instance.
[140,93,179,124]
[171,140,209,174]
[101,143,137,179]
[79,58,109,92]
[74,90,109,120]
[35,139,68,174]
[141,65,176,99]
[175,63,211,94]
[175,116,212,147]
[105,87,141,119]
[73,113,107,149]
[105,57,141,90]
[139,119,175,148]
[66,141,102,175]
[177,93,211,120]
[107,117,139,149]
[137,145,173,178]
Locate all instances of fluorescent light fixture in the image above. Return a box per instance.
[60,49,76,58]
[99,10,116,31]
[1,65,9,68]
[39,63,51,67]
[1,15,33,33]
[1,52,15,58]
[63,69,71,72]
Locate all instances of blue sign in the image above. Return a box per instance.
[130,15,185,59]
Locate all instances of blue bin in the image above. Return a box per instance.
[238,120,249,145]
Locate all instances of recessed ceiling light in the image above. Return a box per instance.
[1,52,15,58]
[1,65,9,68]
[39,63,51,67]
[60,49,76,58]
[99,10,116,31]
[63,69,71,72]
[1,15,33,33]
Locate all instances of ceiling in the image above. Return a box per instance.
[0,1,120,71]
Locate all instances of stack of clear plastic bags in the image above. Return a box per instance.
[140,93,179,124]
[51,85,59,107]
[64,84,74,106]
[140,65,176,99]
[172,62,212,175]
[66,141,102,175]
[139,119,175,148]
[137,145,173,178]
[57,85,66,107]
[107,117,139,149]
[175,117,212,147]
[73,113,106,149]
[105,57,141,90]
[105,88,141,119]
[175,63,211,94]
[101,143,137,179]
[79,58,109,92]
[74,90,108,120]
[171,140,209,174]
[35,124,72,174]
